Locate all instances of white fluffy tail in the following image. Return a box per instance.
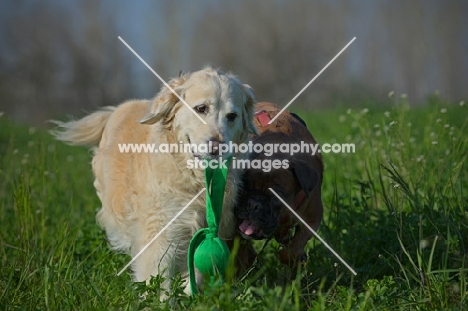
[50,106,116,146]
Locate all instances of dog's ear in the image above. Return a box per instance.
[242,84,259,135]
[139,74,187,125]
[289,158,320,198]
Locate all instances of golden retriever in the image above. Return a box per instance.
[52,67,257,294]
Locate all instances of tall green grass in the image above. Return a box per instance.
[1,98,466,310]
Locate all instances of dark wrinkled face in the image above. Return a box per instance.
[235,166,297,240]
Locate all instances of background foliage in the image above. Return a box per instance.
[1,0,467,125]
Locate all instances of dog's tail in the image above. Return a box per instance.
[50,106,116,147]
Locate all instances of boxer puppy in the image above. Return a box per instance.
[235,102,324,269]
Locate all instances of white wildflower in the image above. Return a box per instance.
[419,239,429,250]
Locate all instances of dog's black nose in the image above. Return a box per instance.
[208,139,221,156]
[248,198,262,212]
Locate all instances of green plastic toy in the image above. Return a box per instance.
[187,157,232,295]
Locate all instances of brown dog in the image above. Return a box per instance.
[235,102,324,269]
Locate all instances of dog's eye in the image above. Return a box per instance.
[195,104,208,114]
[226,112,238,121]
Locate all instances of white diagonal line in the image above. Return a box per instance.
[118,36,207,125]
[268,37,356,124]
[117,188,206,276]
[268,188,357,275]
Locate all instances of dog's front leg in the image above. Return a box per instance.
[278,224,311,267]
[131,237,176,298]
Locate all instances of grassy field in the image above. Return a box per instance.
[0,98,467,310]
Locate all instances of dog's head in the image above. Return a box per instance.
[235,156,319,240]
[139,67,257,159]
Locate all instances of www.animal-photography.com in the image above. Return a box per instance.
[1,1,467,310]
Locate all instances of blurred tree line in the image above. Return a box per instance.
[0,0,466,125]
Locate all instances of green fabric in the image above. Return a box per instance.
[187,157,232,295]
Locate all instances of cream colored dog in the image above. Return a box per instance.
[52,67,257,294]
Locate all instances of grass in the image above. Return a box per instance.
[0,97,467,310]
